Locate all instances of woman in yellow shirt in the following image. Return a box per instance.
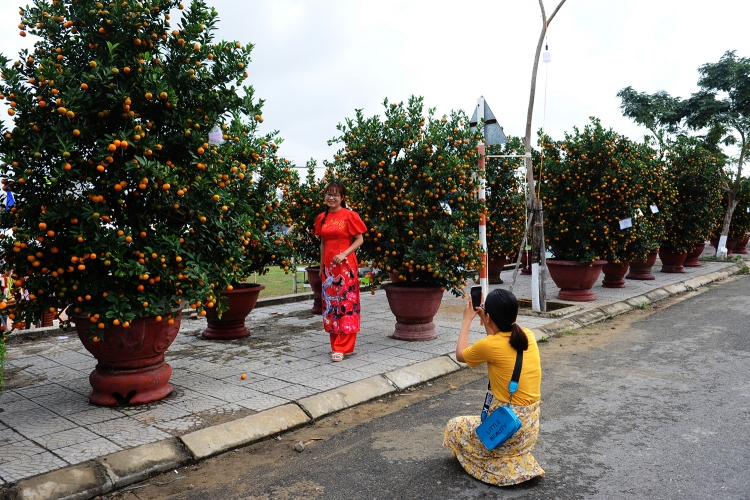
[443,289,544,486]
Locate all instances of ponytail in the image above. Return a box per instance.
[509,323,528,352]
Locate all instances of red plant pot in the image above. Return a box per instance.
[487,255,506,284]
[202,284,265,340]
[520,250,532,276]
[683,242,706,267]
[546,259,607,302]
[726,237,741,255]
[734,236,749,255]
[601,261,630,288]
[659,250,688,273]
[75,314,182,406]
[306,266,323,314]
[381,283,443,341]
[627,250,659,280]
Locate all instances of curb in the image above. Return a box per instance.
[1,261,744,499]
[537,262,744,337]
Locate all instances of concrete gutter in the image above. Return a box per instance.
[1,261,745,500]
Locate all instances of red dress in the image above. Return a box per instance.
[314,208,367,353]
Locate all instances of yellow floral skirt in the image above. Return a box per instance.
[443,400,544,486]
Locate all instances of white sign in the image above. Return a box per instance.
[636,208,643,217]
[619,218,633,230]
[208,126,224,146]
[650,205,659,213]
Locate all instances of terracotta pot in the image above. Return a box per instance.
[659,249,687,273]
[734,236,749,255]
[627,250,659,280]
[709,238,719,254]
[546,259,607,302]
[75,313,182,406]
[601,261,630,288]
[41,311,55,327]
[306,266,323,314]
[520,249,532,276]
[381,283,443,341]
[487,255,505,284]
[389,270,401,283]
[726,237,741,255]
[202,284,265,340]
[683,242,706,267]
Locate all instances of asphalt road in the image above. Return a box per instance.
[113,276,750,500]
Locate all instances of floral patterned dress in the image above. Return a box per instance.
[314,208,367,353]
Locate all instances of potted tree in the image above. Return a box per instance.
[711,178,750,255]
[0,0,288,404]
[659,137,725,271]
[540,118,672,298]
[285,160,334,314]
[331,96,484,340]
[484,137,526,284]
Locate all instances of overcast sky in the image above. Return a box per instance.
[1,0,747,172]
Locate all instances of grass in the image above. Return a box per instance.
[242,267,311,298]
[739,265,749,275]
[699,255,743,262]
[558,328,578,336]
[636,302,650,309]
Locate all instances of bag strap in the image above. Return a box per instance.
[480,349,524,421]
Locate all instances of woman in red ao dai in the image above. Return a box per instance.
[314,181,366,362]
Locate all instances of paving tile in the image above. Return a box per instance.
[12,415,79,439]
[244,377,292,393]
[268,384,319,400]
[0,440,68,483]
[0,428,24,446]
[12,382,66,399]
[167,394,227,414]
[300,377,349,391]
[104,425,172,449]
[53,436,123,465]
[235,393,290,412]
[132,403,192,426]
[31,427,101,450]
[64,407,128,426]
[0,397,43,416]
[154,414,206,433]
[0,391,27,404]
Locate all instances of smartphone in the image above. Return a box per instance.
[470,286,482,310]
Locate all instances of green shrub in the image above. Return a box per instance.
[0,0,292,333]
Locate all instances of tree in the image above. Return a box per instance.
[618,50,750,255]
[0,0,292,331]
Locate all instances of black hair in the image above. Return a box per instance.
[483,289,528,352]
[321,180,347,226]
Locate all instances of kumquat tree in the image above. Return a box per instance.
[0,0,292,336]
[485,135,526,261]
[540,118,674,264]
[330,96,484,296]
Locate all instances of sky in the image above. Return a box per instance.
[0,0,747,173]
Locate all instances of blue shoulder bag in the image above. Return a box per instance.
[475,349,523,450]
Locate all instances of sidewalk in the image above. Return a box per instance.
[0,251,746,499]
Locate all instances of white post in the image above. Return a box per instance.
[477,97,489,301]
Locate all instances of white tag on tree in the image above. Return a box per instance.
[619,218,633,230]
[208,125,224,146]
[650,205,659,213]
[636,208,644,216]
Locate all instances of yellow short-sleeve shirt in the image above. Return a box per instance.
[462,328,542,407]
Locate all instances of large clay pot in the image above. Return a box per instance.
[546,259,607,302]
[659,249,687,273]
[627,250,659,280]
[520,249,532,276]
[75,313,182,406]
[306,266,323,314]
[601,261,630,288]
[735,236,749,255]
[202,284,265,340]
[487,255,506,284]
[381,283,443,341]
[726,237,741,255]
[683,242,706,267]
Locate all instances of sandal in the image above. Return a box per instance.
[331,352,344,362]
